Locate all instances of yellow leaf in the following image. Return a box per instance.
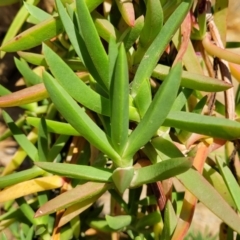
[0,175,63,203]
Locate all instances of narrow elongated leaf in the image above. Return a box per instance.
[112,167,134,193]
[140,0,163,47]
[0,83,48,107]
[76,0,109,89]
[0,176,63,203]
[151,137,184,158]
[110,44,129,154]
[177,168,240,234]
[0,0,40,57]
[43,44,110,116]
[55,0,83,60]
[91,11,120,41]
[48,135,70,162]
[17,51,47,66]
[0,17,64,52]
[130,157,192,188]
[106,215,132,230]
[123,62,182,160]
[1,1,102,53]
[0,115,25,141]
[18,51,86,71]
[38,118,48,162]
[108,37,119,85]
[0,167,45,189]
[152,64,231,92]
[24,2,51,23]
[115,0,135,26]
[58,193,101,227]
[133,78,152,118]
[1,130,38,176]
[42,71,120,163]
[203,163,236,208]
[16,197,42,226]
[27,117,80,136]
[14,58,42,86]
[35,162,112,182]
[163,111,240,140]
[161,200,178,240]
[2,111,38,161]
[131,0,192,97]
[134,0,163,63]
[35,182,110,217]
[216,156,240,211]
[122,16,144,51]
[135,211,161,229]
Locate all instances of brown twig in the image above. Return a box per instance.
[205,0,235,120]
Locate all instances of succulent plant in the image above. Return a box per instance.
[1,0,240,239]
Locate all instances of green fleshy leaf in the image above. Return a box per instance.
[14,58,42,86]
[152,64,231,92]
[133,78,152,118]
[38,118,48,162]
[43,44,110,115]
[112,167,134,194]
[55,0,83,60]
[27,117,80,136]
[110,44,129,155]
[161,200,178,240]
[76,0,109,90]
[0,167,45,189]
[24,2,51,23]
[130,157,192,188]
[123,62,182,160]
[177,168,240,234]
[164,111,240,140]
[140,0,163,47]
[0,0,40,56]
[151,136,184,159]
[203,163,236,208]
[134,0,163,63]
[42,71,120,163]
[92,11,120,42]
[135,211,161,229]
[216,155,240,211]
[35,162,112,182]
[0,115,25,141]
[2,111,38,161]
[17,51,47,66]
[16,197,42,226]
[106,215,132,230]
[88,219,113,233]
[122,16,144,51]
[48,135,70,162]
[108,37,119,86]
[131,0,192,97]
[0,16,64,52]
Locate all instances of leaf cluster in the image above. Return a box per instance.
[1,0,240,239]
